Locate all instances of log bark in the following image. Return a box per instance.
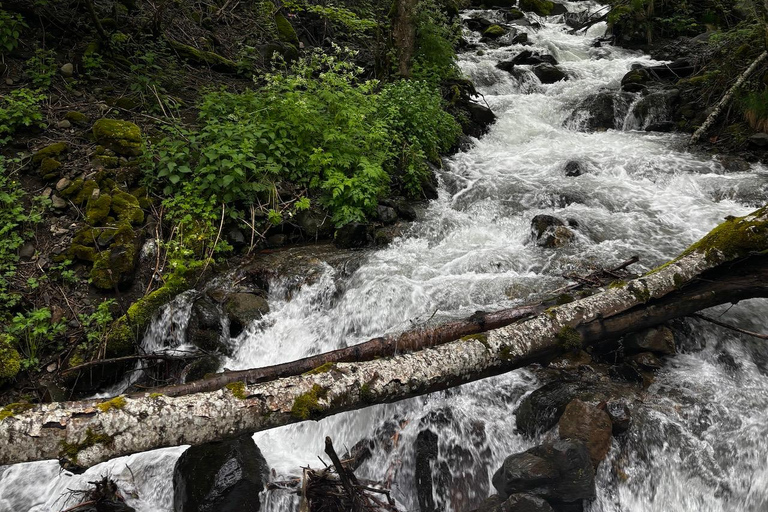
[1,206,767,468]
[689,51,768,145]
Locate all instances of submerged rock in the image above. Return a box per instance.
[533,64,566,84]
[225,292,269,336]
[471,493,554,512]
[173,435,269,512]
[563,160,584,177]
[623,326,676,355]
[531,214,574,248]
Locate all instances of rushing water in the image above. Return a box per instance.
[3,2,768,511]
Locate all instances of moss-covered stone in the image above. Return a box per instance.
[65,111,90,127]
[291,384,327,420]
[92,119,143,157]
[68,244,98,262]
[96,396,126,412]
[167,39,239,72]
[0,334,21,380]
[275,12,300,46]
[32,142,68,164]
[59,178,84,199]
[519,0,554,16]
[111,190,144,224]
[39,157,62,178]
[74,180,99,205]
[90,234,137,290]
[483,25,507,38]
[92,155,120,169]
[85,193,112,225]
[59,428,113,460]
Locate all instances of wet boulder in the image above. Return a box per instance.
[623,326,676,356]
[566,91,617,131]
[465,17,494,32]
[519,0,555,16]
[563,160,584,177]
[492,440,595,507]
[463,101,497,138]
[512,50,558,66]
[531,215,574,248]
[628,351,664,371]
[187,295,225,353]
[334,222,372,248]
[605,399,632,435]
[482,24,508,40]
[628,88,679,130]
[647,58,696,80]
[471,493,554,512]
[550,2,567,15]
[173,435,269,512]
[503,8,525,21]
[224,292,269,337]
[558,399,613,468]
[748,133,768,149]
[620,68,650,93]
[533,64,567,84]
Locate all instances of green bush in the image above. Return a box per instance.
[6,307,66,370]
[411,0,461,83]
[0,88,45,143]
[0,158,28,313]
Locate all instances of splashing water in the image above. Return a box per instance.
[3,3,768,511]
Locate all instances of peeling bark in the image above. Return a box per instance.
[1,207,767,468]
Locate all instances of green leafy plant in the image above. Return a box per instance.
[0,6,26,55]
[6,307,66,370]
[78,299,115,354]
[0,88,45,143]
[26,49,56,88]
[0,158,29,313]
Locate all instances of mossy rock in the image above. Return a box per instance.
[0,334,21,380]
[74,180,99,205]
[86,193,112,225]
[167,39,239,73]
[519,0,554,16]
[92,119,143,157]
[93,155,120,169]
[39,158,62,180]
[90,238,137,290]
[111,191,144,224]
[483,25,507,38]
[274,12,299,46]
[506,8,525,19]
[60,178,84,199]
[68,244,98,262]
[32,142,68,164]
[65,111,90,127]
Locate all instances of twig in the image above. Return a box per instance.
[691,313,768,340]
[61,352,201,375]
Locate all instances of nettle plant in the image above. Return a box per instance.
[0,5,26,55]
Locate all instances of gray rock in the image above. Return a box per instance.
[564,160,583,177]
[628,351,664,371]
[492,440,595,505]
[334,222,371,249]
[605,399,632,435]
[376,205,398,224]
[225,293,269,337]
[19,243,35,261]
[531,214,574,248]
[56,120,72,129]
[173,435,268,512]
[51,195,68,209]
[56,177,72,191]
[623,326,676,355]
[748,133,768,148]
[533,64,567,84]
[60,63,74,77]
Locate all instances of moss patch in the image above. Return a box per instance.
[291,384,327,420]
[111,191,144,224]
[97,396,127,412]
[0,402,34,421]
[519,0,554,16]
[0,335,21,380]
[556,326,582,351]
[59,428,113,460]
[275,12,299,45]
[65,111,90,127]
[483,25,507,38]
[32,142,68,164]
[92,119,143,156]
[85,193,112,225]
[303,362,337,375]
[226,381,247,399]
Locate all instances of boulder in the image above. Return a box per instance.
[510,50,558,66]
[563,160,583,177]
[471,493,554,512]
[334,222,372,248]
[623,326,675,355]
[566,91,635,132]
[748,133,768,148]
[550,3,567,15]
[533,64,567,84]
[492,440,595,506]
[519,0,555,16]
[512,33,530,45]
[647,58,696,80]
[60,63,74,77]
[620,68,650,93]
[503,8,525,21]
[531,215,574,248]
[92,119,143,157]
[224,293,269,337]
[295,210,333,239]
[463,101,497,138]
[376,205,398,224]
[465,17,494,32]
[187,295,225,353]
[483,25,508,39]
[645,121,675,132]
[558,399,613,467]
[628,351,663,371]
[173,435,269,512]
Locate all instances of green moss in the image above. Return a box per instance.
[59,428,113,460]
[291,384,327,420]
[60,178,84,199]
[608,280,627,289]
[167,40,238,72]
[519,0,554,16]
[68,244,97,262]
[226,381,247,399]
[556,326,582,351]
[302,362,337,375]
[90,238,136,290]
[0,335,21,380]
[85,193,112,225]
[506,8,524,19]
[93,155,120,168]
[96,396,126,412]
[673,273,684,288]
[92,119,143,157]
[149,392,163,399]
[360,382,374,403]
[0,402,34,421]
[32,142,68,164]
[74,180,99,205]
[461,333,491,350]
[274,12,299,46]
[39,157,62,176]
[483,25,507,38]
[111,191,144,224]
[556,294,574,305]
[628,282,651,303]
[65,111,90,127]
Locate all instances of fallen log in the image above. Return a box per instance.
[1,206,767,468]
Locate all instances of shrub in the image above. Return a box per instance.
[0,88,45,143]
[0,6,26,55]
[6,307,66,370]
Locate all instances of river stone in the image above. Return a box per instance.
[628,351,664,371]
[173,435,269,512]
[558,399,613,468]
[531,215,574,248]
[19,242,36,261]
[620,68,650,92]
[464,101,497,138]
[334,222,371,248]
[533,64,567,84]
[225,293,269,337]
[748,133,768,148]
[605,399,632,435]
[623,326,676,355]
[465,17,494,32]
[60,63,74,77]
[492,440,595,506]
[564,160,583,177]
[377,205,398,224]
[188,295,226,352]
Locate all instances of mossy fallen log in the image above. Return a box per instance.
[1,206,767,469]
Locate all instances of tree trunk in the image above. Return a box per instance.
[391,0,417,77]
[1,206,767,469]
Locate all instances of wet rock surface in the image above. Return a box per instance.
[558,399,613,467]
